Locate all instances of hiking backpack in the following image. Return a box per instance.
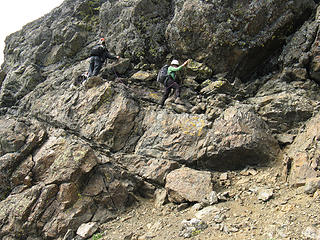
[157,65,169,84]
[90,45,104,57]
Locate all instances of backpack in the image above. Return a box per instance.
[90,45,104,57]
[157,65,169,84]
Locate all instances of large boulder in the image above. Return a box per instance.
[0,185,44,239]
[279,20,317,69]
[203,104,280,170]
[136,104,279,170]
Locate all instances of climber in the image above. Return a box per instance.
[87,38,120,78]
[159,59,189,107]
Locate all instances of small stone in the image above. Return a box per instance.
[304,178,320,195]
[154,188,167,208]
[220,172,228,181]
[191,203,204,212]
[208,191,219,205]
[195,206,220,219]
[76,222,99,238]
[180,218,208,238]
[257,188,273,202]
[217,191,229,201]
[213,213,226,223]
[302,226,320,240]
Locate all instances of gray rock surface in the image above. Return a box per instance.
[0,0,320,239]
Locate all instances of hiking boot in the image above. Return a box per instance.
[174,97,184,105]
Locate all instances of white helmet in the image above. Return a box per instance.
[171,59,179,66]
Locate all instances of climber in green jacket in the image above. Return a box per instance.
[160,59,189,106]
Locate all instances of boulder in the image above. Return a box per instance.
[203,104,280,169]
[131,71,156,82]
[25,81,140,152]
[42,197,96,238]
[0,64,43,107]
[136,104,279,170]
[279,20,317,68]
[165,167,214,203]
[154,189,168,209]
[0,185,43,237]
[57,183,79,210]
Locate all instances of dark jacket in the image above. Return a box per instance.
[91,44,117,63]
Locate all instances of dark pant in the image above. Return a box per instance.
[88,56,103,77]
[160,77,180,106]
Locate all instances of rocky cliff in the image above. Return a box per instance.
[0,0,320,239]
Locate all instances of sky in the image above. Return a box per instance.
[0,0,65,65]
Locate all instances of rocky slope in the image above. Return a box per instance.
[0,0,320,239]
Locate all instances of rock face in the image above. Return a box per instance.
[0,0,320,239]
[100,0,171,63]
[249,77,318,133]
[285,112,320,186]
[166,0,315,79]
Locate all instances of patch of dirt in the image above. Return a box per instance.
[97,164,320,240]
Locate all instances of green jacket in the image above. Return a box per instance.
[167,65,183,80]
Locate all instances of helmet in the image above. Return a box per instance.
[171,59,179,66]
[100,38,106,44]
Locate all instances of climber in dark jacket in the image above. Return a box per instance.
[87,38,120,77]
